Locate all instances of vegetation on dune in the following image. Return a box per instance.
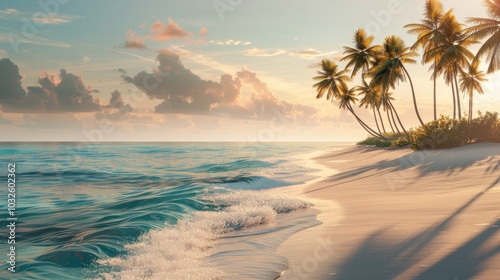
[313,0,500,150]
[358,112,500,150]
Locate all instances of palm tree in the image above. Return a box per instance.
[341,29,381,79]
[341,86,387,139]
[357,80,386,134]
[313,59,383,138]
[313,59,350,101]
[369,36,424,129]
[404,0,445,120]
[459,60,487,121]
[427,10,477,119]
[466,0,500,74]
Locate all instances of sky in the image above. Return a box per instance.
[0,0,498,142]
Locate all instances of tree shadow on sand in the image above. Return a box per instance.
[332,175,500,280]
[306,143,500,195]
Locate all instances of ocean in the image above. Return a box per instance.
[0,142,348,279]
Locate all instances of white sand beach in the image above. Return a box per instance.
[278,143,500,279]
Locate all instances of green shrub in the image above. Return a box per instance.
[357,136,392,147]
[357,133,406,148]
[357,111,500,150]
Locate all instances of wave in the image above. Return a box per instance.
[97,190,314,280]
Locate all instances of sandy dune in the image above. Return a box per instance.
[279,143,500,280]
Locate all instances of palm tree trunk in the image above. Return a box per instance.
[402,65,425,127]
[386,108,396,133]
[453,68,462,119]
[389,106,401,134]
[469,92,473,121]
[389,99,408,135]
[433,60,437,121]
[451,78,456,119]
[347,105,385,139]
[373,109,382,135]
[377,107,387,134]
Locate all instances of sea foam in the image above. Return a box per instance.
[98,190,314,280]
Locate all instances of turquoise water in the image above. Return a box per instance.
[0,142,347,279]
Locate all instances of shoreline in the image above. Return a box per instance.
[277,143,500,279]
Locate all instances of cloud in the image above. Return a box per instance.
[0,33,71,48]
[115,68,127,75]
[122,52,319,123]
[39,69,102,112]
[0,9,18,15]
[288,48,336,59]
[244,48,286,57]
[0,59,102,113]
[0,9,19,19]
[235,69,319,123]
[82,56,91,63]
[150,18,191,41]
[124,29,146,49]
[1,9,83,24]
[96,90,134,121]
[0,58,26,104]
[245,47,336,60]
[123,51,241,115]
[125,39,146,49]
[199,27,208,36]
[123,19,205,48]
[31,15,84,25]
[209,39,251,46]
[307,62,322,69]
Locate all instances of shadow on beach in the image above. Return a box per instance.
[307,143,500,279]
[306,143,500,195]
[332,174,500,279]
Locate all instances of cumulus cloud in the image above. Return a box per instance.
[0,58,26,104]
[125,40,146,49]
[245,47,336,60]
[150,18,191,41]
[123,50,241,115]
[122,52,319,123]
[0,58,103,113]
[97,90,134,121]
[40,69,101,112]
[124,30,146,49]
[236,69,319,122]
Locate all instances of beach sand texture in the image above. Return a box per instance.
[279,143,500,280]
